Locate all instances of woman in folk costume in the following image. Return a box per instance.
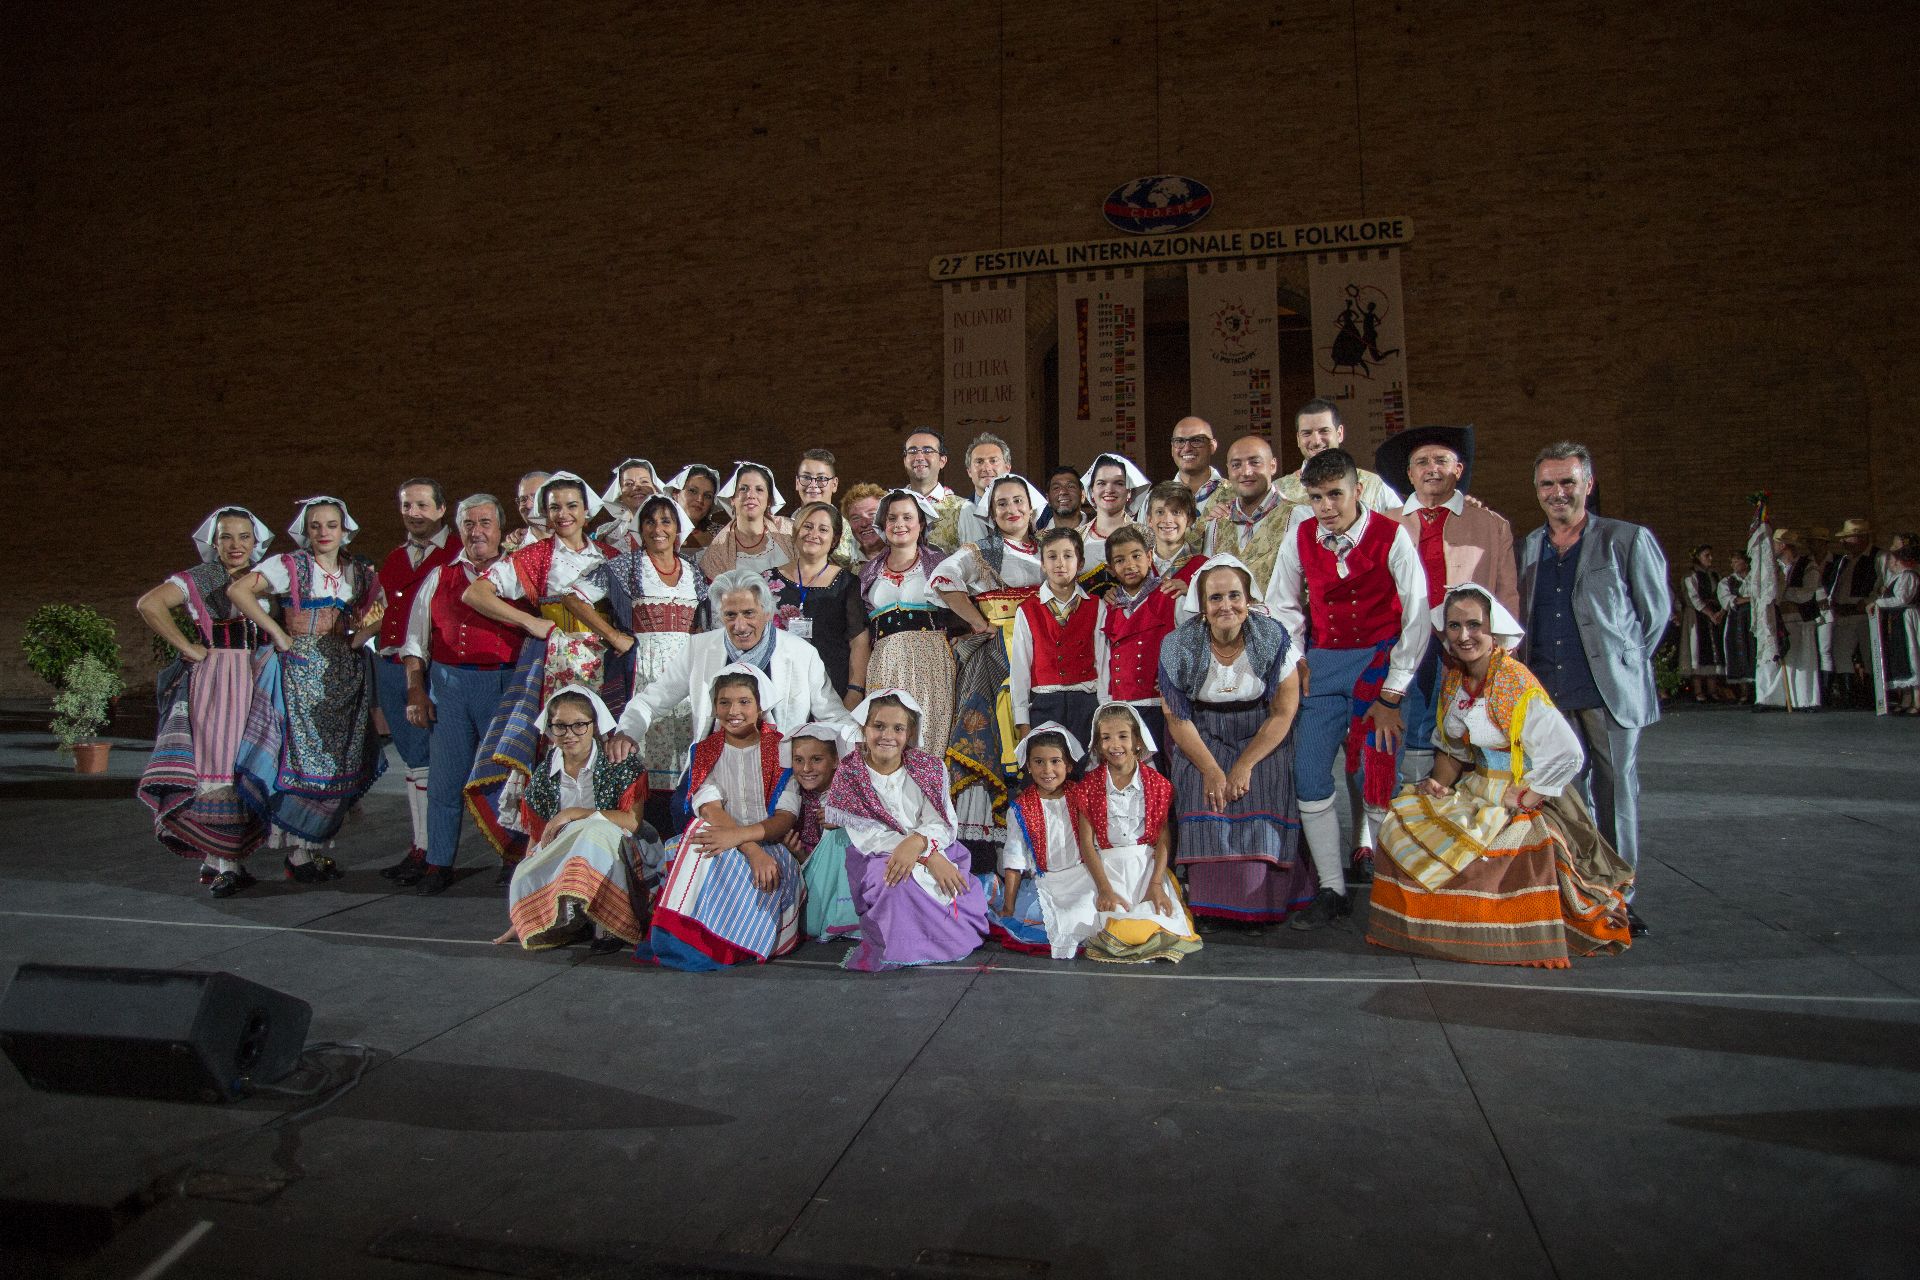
[1078,452,1151,571]
[500,684,662,951]
[665,463,728,553]
[1159,555,1314,924]
[594,458,663,553]
[698,462,794,578]
[137,507,275,895]
[858,490,958,761]
[790,721,863,940]
[1061,704,1202,963]
[1870,544,1920,714]
[638,664,804,970]
[1678,544,1732,702]
[605,494,707,789]
[932,474,1048,848]
[1717,550,1757,697]
[825,689,989,972]
[1370,584,1633,967]
[228,497,386,883]
[988,722,1082,953]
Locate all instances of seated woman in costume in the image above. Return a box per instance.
[228,496,386,884]
[858,490,957,760]
[699,462,793,579]
[606,493,707,791]
[1060,703,1202,964]
[1159,554,1313,925]
[771,500,870,704]
[137,506,275,896]
[1369,584,1633,967]
[986,722,1081,954]
[500,684,658,951]
[639,664,805,970]
[824,689,989,972]
[789,722,862,941]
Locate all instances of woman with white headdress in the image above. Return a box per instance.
[1079,452,1151,571]
[698,462,793,579]
[605,493,708,789]
[857,490,958,761]
[638,663,805,970]
[1370,584,1633,967]
[824,689,989,971]
[664,463,727,552]
[498,684,661,950]
[594,458,663,553]
[462,470,631,703]
[137,507,276,894]
[228,497,386,879]
[788,721,862,941]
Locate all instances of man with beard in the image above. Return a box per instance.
[1200,434,1301,595]
[1277,399,1401,512]
[1041,466,1088,531]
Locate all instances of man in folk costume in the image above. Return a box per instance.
[1264,449,1431,928]
[1820,517,1885,708]
[609,568,853,780]
[1374,424,1519,792]
[1517,442,1669,936]
[899,427,968,552]
[395,494,529,893]
[374,478,459,877]
[1201,434,1303,596]
[1758,527,1825,711]
[1276,398,1402,512]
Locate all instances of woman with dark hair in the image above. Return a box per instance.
[665,464,727,552]
[700,462,793,578]
[770,499,869,703]
[227,497,386,886]
[137,507,275,894]
[606,493,707,791]
[1158,554,1314,925]
[858,490,956,760]
[1679,544,1732,702]
[595,458,662,553]
[1717,550,1756,698]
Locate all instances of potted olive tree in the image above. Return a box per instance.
[52,654,125,773]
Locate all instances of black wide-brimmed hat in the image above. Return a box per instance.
[1374,424,1475,496]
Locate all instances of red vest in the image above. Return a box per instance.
[1020,593,1100,686]
[1070,765,1172,850]
[1103,589,1177,702]
[1412,506,1451,608]
[1298,510,1403,649]
[428,562,528,667]
[378,537,459,651]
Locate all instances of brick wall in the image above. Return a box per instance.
[3,0,1913,692]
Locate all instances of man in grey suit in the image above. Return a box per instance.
[1517,442,1669,936]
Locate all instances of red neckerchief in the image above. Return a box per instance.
[687,721,787,812]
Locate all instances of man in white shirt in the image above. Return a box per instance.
[939,432,1012,547]
[901,428,967,551]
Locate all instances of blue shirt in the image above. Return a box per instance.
[1529,534,1603,711]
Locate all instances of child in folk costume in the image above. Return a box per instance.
[790,722,863,940]
[1097,524,1178,755]
[1009,527,1107,746]
[1143,481,1208,603]
[500,685,660,951]
[825,689,990,971]
[1059,704,1202,964]
[638,664,805,970]
[988,723,1083,954]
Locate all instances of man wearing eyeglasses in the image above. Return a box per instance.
[1170,416,1222,504]
[780,448,857,561]
[901,428,968,551]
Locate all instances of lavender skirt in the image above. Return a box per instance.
[842,839,989,972]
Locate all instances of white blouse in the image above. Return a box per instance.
[633,552,700,605]
[1198,645,1300,700]
[825,762,957,854]
[1716,574,1750,610]
[1094,766,1148,848]
[865,562,941,610]
[1875,570,1917,610]
[486,540,608,604]
[548,743,603,814]
[1001,794,1077,873]
[1439,692,1585,797]
[930,542,1045,595]
[689,742,803,823]
[255,555,364,603]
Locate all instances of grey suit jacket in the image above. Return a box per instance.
[1516,515,1671,730]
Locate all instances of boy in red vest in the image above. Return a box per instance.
[1263,449,1430,929]
[1097,525,1177,757]
[375,479,459,869]
[1010,527,1107,747]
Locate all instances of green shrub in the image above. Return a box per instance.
[151,604,198,666]
[22,604,121,692]
[51,654,125,751]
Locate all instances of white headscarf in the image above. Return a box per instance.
[850,686,925,725]
[718,461,787,517]
[1182,553,1256,618]
[664,463,729,518]
[600,458,660,510]
[627,493,695,546]
[286,496,359,548]
[790,720,857,753]
[534,471,605,524]
[982,474,1048,536]
[1081,453,1152,515]
[1432,583,1525,652]
[191,507,273,565]
[534,683,617,736]
[1087,701,1159,756]
[1014,721,1085,771]
[706,661,777,719]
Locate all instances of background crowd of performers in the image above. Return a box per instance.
[133,402,1919,971]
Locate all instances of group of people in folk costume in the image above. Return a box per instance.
[1682,513,1919,715]
[156,393,1920,973]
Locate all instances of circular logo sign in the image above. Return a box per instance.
[1103,176,1213,235]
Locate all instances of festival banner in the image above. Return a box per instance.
[943,277,1027,456]
[1186,258,1280,440]
[1055,269,1144,465]
[1307,247,1410,457]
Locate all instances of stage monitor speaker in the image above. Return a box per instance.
[0,963,312,1104]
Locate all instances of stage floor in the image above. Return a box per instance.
[1,705,1915,1279]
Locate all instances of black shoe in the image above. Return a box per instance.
[380,848,428,881]
[284,855,341,884]
[1626,907,1649,937]
[209,868,257,898]
[1348,846,1375,885]
[1289,888,1350,931]
[493,864,514,887]
[197,862,219,885]
[416,866,455,896]
[587,935,628,955]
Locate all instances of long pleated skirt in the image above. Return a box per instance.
[1172,702,1314,922]
[869,629,957,763]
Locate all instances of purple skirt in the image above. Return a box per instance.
[842,839,989,972]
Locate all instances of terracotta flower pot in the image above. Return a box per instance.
[72,742,112,774]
